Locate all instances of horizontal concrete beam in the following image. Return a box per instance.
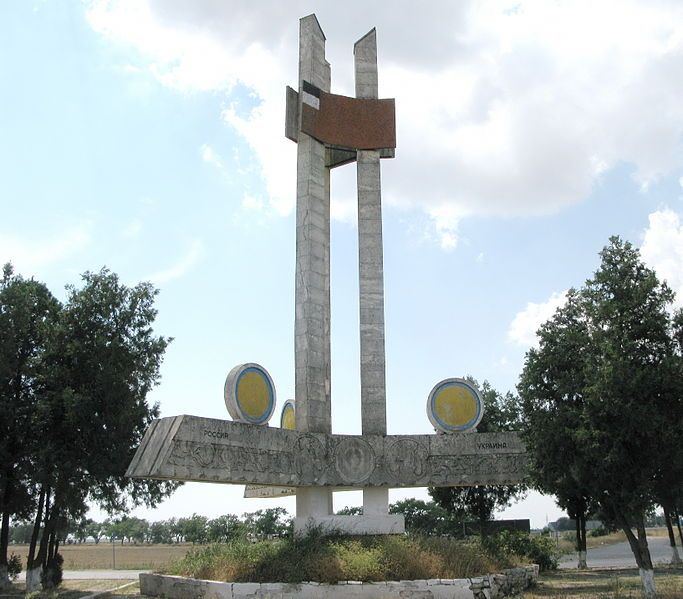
[127,416,528,488]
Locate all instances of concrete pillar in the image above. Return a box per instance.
[294,14,333,524]
[355,29,389,515]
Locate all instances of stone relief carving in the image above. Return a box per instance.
[293,435,327,481]
[334,438,375,483]
[386,439,428,480]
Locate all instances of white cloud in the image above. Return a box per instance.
[85,1,683,246]
[0,224,91,276]
[241,193,264,211]
[641,209,683,307]
[149,239,205,285]
[508,290,568,347]
[122,218,143,238]
[200,144,223,169]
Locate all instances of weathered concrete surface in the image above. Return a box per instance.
[295,14,332,438]
[127,416,528,488]
[294,13,334,525]
[355,27,390,524]
[140,573,473,598]
[139,566,538,598]
[294,513,404,536]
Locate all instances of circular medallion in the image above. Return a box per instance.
[334,438,375,483]
[280,399,296,430]
[427,378,484,433]
[224,363,276,425]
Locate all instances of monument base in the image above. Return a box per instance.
[293,514,405,536]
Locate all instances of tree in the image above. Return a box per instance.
[178,515,209,545]
[207,515,246,543]
[0,264,60,589]
[389,498,456,536]
[19,268,179,591]
[519,289,596,568]
[243,508,291,539]
[519,237,683,598]
[429,380,526,533]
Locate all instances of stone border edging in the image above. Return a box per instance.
[140,565,538,598]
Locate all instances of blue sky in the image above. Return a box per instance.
[3,0,683,528]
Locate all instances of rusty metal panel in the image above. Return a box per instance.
[302,91,396,150]
[285,86,299,142]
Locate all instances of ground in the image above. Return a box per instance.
[8,543,192,570]
[5,529,681,597]
[524,567,683,598]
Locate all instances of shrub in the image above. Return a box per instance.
[41,553,64,589]
[166,532,515,583]
[590,525,609,537]
[487,531,559,572]
[8,553,22,581]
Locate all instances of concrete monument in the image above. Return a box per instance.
[127,14,528,536]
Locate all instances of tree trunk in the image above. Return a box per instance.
[25,485,46,593]
[38,504,60,590]
[0,508,10,589]
[662,504,681,564]
[618,512,656,599]
[674,506,683,548]
[578,512,588,569]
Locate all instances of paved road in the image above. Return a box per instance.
[560,537,675,569]
[17,568,150,581]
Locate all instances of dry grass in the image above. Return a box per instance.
[554,527,672,554]
[524,566,683,598]
[7,543,196,570]
[167,534,511,583]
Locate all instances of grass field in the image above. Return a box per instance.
[6,568,683,598]
[7,543,196,570]
[524,566,683,598]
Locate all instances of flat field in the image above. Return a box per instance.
[524,566,683,598]
[7,543,197,570]
[7,568,683,599]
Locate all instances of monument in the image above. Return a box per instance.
[127,15,528,536]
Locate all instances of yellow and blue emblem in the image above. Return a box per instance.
[224,363,276,425]
[427,378,483,433]
[280,399,296,430]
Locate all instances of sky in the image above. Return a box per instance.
[2,0,683,529]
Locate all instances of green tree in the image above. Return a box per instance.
[22,268,179,591]
[429,380,526,533]
[178,514,209,545]
[389,498,456,536]
[0,264,60,589]
[519,237,683,598]
[519,288,596,568]
[147,520,172,544]
[207,515,245,543]
[243,508,291,539]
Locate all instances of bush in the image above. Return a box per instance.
[590,525,609,537]
[8,553,22,581]
[166,532,511,583]
[487,531,559,572]
[41,553,63,589]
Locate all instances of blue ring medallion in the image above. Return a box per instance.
[427,378,484,433]
[224,363,276,425]
[280,399,296,430]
